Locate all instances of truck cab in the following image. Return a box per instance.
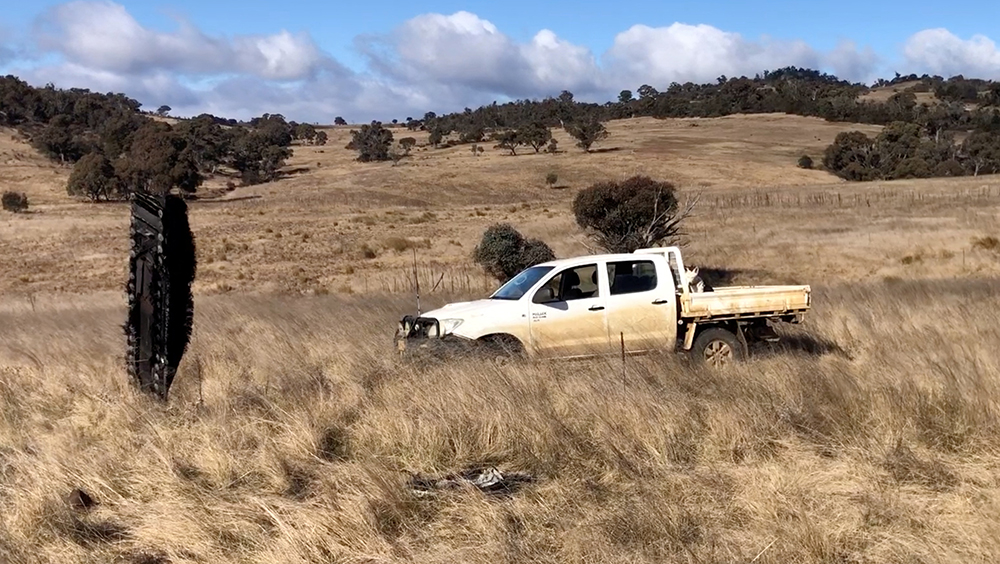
[395,247,810,367]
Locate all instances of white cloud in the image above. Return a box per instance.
[604,23,823,87]
[13,3,1000,122]
[360,11,604,101]
[826,40,880,83]
[34,0,324,80]
[522,29,603,93]
[903,28,1000,78]
[16,0,374,121]
[392,11,522,90]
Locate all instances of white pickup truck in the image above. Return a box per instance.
[394,247,811,367]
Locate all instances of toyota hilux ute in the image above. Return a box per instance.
[394,247,811,367]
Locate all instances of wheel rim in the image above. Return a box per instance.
[703,340,733,368]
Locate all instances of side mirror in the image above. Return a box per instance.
[533,287,556,304]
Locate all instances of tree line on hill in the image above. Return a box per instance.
[355,68,1000,179]
[0,75,326,201]
[346,115,612,163]
[404,69,1000,140]
[403,69,1000,182]
[2,68,1000,202]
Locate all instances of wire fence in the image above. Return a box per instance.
[708,184,1000,209]
[351,264,498,296]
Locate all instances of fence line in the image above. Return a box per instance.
[709,184,1000,210]
[338,183,1000,296]
[357,263,498,296]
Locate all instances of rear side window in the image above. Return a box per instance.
[606,260,658,295]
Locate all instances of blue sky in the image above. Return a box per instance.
[2,0,999,122]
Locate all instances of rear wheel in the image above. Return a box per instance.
[691,327,744,369]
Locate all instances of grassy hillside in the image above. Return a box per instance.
[7,113,997,298]
[3,115,1000,563]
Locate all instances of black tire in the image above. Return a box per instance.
[479,335,525,366]
[691,327,744,369]
[124,193,196,401]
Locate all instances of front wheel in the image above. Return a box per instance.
[691,327,744,369]
[478,335,525,366]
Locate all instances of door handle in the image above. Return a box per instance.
[652,299,669,305]
[588,305,605,311]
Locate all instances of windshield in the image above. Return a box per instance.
[491,266,554,300]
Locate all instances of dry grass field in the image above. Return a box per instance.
[858,82,938,105]
[3,114,1000,563]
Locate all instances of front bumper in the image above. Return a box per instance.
[394,315,477,359]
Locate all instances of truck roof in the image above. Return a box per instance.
[534,247,678,269]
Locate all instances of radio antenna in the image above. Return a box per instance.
[412,248,421,316]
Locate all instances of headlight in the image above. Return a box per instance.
[438,318,464,335]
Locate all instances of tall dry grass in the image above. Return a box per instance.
[3,278,1000,563]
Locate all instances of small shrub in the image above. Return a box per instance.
[473,223,555,283]
[545,172,558,187]
[388,145,407,165]
[409,211,437,224]
[382,237,431,253]
[1,191,28,213]
[797,155,814,169]
[972,236,1000,252]
[573,175,692,253]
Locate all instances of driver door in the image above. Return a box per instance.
[528,263,609,358]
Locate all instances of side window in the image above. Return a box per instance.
[607,260,658,295]
[533,272,562,303]
[532,264,599,303]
